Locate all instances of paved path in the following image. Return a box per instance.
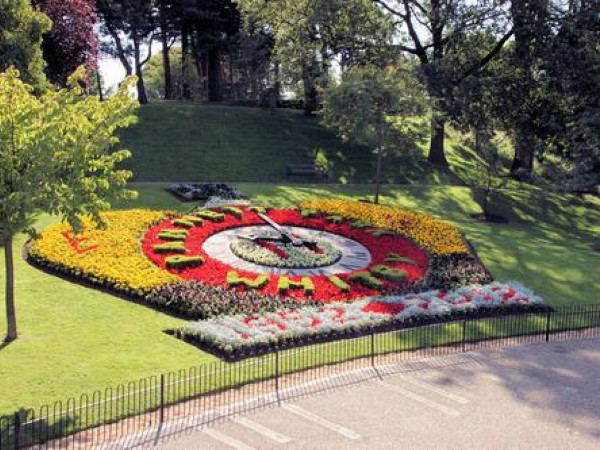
[138,338,600,449]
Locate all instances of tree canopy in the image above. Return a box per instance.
[322,65,427,203]
[0,0,51,88]
[33,0,98,86]
[0,67,139,341]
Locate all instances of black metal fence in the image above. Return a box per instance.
[1,305,600,449]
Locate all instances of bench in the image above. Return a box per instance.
[286,163,328,180]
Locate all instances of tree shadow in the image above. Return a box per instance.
[0,340,12,353]
[423,338,600,439]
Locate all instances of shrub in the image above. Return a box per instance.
[149,280,320,319]
[349,271,384,289]
[158,229,188,241]
[165,255,204,270]
[328,275,350,292]
[370,265,407,283]
[220,206,243,218]
[371,229,396,237]
[300,209,319,218]
[227,271,269,289]
[172,219,194,229]
[385,253,416,264]
[153,242,186,254]
[277,277,315,295]
[194,210,225,222]
[326,215,344,224]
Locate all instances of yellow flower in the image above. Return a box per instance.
[29,210,178,294]
[299,199,469,255]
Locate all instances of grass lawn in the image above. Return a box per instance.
[0,183,599,416]
[119,101,469,185]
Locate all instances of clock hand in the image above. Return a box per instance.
[257,212,304,246]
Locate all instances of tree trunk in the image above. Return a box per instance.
[4,235,17,342]
[160,17,173,100]
[133,39,148,105]
[207,47,221,102]
[106,26,133,77]
[273,60,281,106]
[374,145,384,204]
[96,72,104,101]
[428,115,448,166]
[302,62,318,116]
[181,24,192,100]
[510,130,535,177]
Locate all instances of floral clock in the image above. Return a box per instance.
[27,199,545,359]
[141,206,429,302]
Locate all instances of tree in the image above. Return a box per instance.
[487,1,599,182]
[374,0,513,166]
[178,0,241,102]
[143,46,203,99]
[505,0,552,177]
[237,0,395,116]
[534,1,600,187]
[33,0,98,87]
[322,66,427,203]
[471,134,509,221]
[0,67,139,342]
[98,0,156,104]
[0,0,51,88]
[156,0,179,99]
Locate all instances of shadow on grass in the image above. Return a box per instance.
[0,340,12,353]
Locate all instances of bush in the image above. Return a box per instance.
[349,271,384,289]
[158,229,188,241]
[370,265,407,283]
[194,210,225,222]
[328,275,350,292]
[149,280,320,319]
[227,271,269,289]
[153,242,186,254]
[165,255,204,270]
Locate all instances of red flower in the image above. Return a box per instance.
[141,207,429,303]
[362,302,406,315]
[503,289,516,300]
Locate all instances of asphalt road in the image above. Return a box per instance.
[123,338,600,449]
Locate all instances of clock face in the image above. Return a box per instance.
[141,206,428,302]
[202,225,372,276]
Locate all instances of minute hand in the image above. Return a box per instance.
[257,213,303,246]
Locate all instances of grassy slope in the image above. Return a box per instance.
[0,183,599,415]
[120,101,462,184]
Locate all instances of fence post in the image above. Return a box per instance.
[275,348,280,404]
[159,374,165,424]
[461,319,467,352]
[545,310,552,342]
[370,330,375,367]
[13,411,20,450]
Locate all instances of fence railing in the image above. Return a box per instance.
[1,305,600,449]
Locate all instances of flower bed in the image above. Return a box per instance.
[166,182,244,203]
[229,231,343,268]
[28,210,177,296]
[300,199,469,255]
[142,206,430,302]
[176,282,545,359]
[28,200,492,320]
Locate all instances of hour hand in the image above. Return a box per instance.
[238,233,282,243]
[257,212,303,246]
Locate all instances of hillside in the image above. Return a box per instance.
[119,101,468,184]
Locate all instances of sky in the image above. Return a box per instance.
[98,37,158,94]
[98,56,126,91]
